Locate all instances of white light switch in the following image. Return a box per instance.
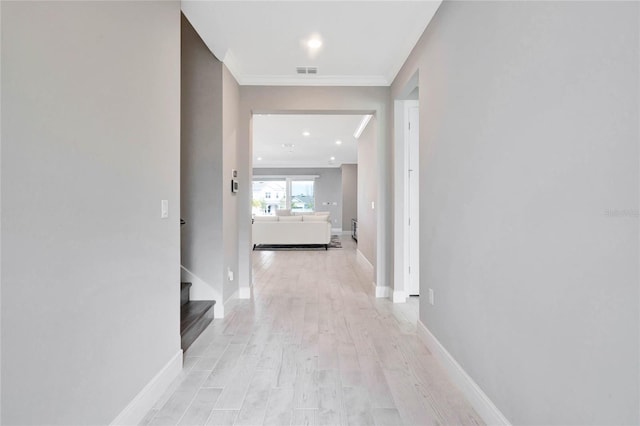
[228,268,234,281]
[428,288,435,305]
[371,201,375,210]
[161,200,169,218]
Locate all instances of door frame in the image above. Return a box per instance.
[393,72,420,303]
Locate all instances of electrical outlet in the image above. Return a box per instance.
[428,288,435,305]
[161,200,169,218]
[227,268,234,281]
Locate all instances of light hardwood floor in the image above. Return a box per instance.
[141,237,483,426]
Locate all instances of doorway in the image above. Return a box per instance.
[394,72,420,302]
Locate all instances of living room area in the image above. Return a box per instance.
[251,113,374,261]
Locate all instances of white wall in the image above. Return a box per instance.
[253,167,343,229]
[392,1,639,423]
[1,2,181,424]
[238,86,391,295]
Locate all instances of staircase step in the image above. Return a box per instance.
[180,300,215,352]
[180,282,192,307]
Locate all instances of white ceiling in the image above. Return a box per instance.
[253,114,367,168]
[181,1,442,86]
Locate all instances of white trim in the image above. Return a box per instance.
[238,74,389,87]
[110,350,183,426]
[353,114,373,139]
[416,321,511,426]
[341,230,352,236]
[393,290,407,303]
[180,266,224,318]
[374,284,391,298]
[331,227,342,234]
[238,286,251,299]
[356,249,374,271]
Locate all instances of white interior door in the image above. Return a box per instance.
[407,106,420,296]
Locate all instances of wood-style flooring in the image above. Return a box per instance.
[141,237,483,426]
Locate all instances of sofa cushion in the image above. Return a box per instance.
[279,215,303,222]
[302,214,329,222]
[276,209,292,216]
[254,216,278,222]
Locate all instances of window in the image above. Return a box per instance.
[252,177,315,215]
[291,180,314,213]
[252,180,286,216]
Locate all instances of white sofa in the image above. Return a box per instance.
[252,214,332,250]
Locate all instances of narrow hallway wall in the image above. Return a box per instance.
[392,1,639,423]
[1,2,181,423]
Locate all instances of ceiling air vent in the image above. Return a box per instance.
[296,66,318,75]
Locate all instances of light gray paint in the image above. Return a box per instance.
[1,2,181,424]
[253,167,343,229]
[392,1,639,423]
[181,14,240,306]
[222,66,239,301]
[341,164,358,232]
[238,86,392,294]
[181,13,224,299]
[0,1,3,420]
[357,122,377,268]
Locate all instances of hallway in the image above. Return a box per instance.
[143,238,483,425]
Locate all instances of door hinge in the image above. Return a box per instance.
[408,217,411,226]
[409,266,411,274]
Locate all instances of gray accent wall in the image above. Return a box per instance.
[392,1,639,423]
[181,14,240,307]
[341,164,358,232]
[253,167,343,229]
[1,2,181,424]
[222,66,240,302]
[357,122,377,268]
[181,14,223,302]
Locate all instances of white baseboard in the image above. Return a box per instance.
[111,350,183,426]
[331,227,343,234]
[373,282,391,298]
[393,290,407,303]
[416,321,510,425]
[238,286,251,299]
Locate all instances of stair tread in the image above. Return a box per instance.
[181,300,215,333]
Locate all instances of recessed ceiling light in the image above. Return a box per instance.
[335,140,342,145]
[307,38,322,49]
[330,156,335,161]
[257,157,262,161]
[302,131,310,137]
